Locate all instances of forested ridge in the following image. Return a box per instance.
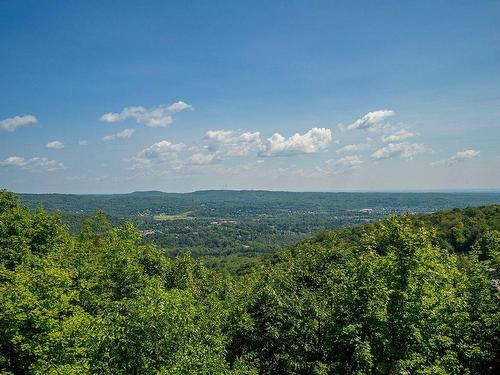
[18,190,500,274]
[1,190,499,374]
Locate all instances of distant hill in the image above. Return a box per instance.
[19,190,500,217]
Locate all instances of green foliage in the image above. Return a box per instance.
[232,217,499,374]
[0,191,233,374]
[1,190,498,374]
[19,191,500,273]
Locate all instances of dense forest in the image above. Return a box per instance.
[18,191,500,274]
[1,190,499,374]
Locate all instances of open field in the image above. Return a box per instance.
[153,211,193,221]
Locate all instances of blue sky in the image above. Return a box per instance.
[1,0,499,193]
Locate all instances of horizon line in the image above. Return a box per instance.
[11,188,500,195]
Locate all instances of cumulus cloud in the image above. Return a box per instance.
[205,130,235,143]
[187,152,219,165]
[381,129,415,143]
[167,101,193,113]
[0,156,26,167]
[236,131,261,145]
[204,130,261,157]
[343,110,394,131]
[46,140,65,149]
[128,140,186,170]
[323,155,364,175]
[259,127,332,157]
[100,101,192,128]
[0,115,37,132]
[78,140,89,146]
[0,156,64,171]
[334,155,363,169]
[336,140,373,154]
[371,142,425,160]
[137,140,186,160]
[102,128,136,141]
[432,150,480,166]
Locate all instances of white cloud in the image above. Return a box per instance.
[102,128,136,141]
[137,140,186,160]
[432,149,480,166]
[336,140,373,154]
[128,140,186,170]
[0,115,37,132]
[100,101,192,128]
[0,156,26,167]
[78,140,89,146]
[167,101,193,113]
[381,129,415,143]
[334,155,363,169]
[259,127,332,157]
[46,140,65,149]
[28,158,64,171]
[187,152,219,165]
[344,110,395,131]
[371,142,425,160]
[0,156,64,172]
[204,130,261,157]
[237,131,261,144]
[323,155,364,175]
[205,130,235,143]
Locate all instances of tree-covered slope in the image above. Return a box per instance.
[327,204,500,256]
[238,217,499,374]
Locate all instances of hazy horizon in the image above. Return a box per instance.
[14,188,500,195]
